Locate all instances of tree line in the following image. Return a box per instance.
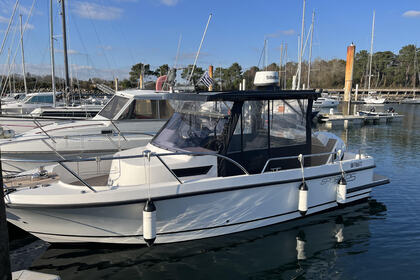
[1,44,419,94]
[99,44,420,91]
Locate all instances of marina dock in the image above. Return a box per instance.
[318,113,403,128]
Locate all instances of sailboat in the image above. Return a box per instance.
[0,0,105,135]
[363,10,386,105]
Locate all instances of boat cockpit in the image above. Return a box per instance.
[151,90,326,176]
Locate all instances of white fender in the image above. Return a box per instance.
[298,182,308,216]
[143,199,156,246]
[337,176,347,204]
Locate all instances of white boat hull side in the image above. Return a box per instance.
[6,166,381,244]
[313,98,339,108]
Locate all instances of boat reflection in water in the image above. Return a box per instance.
[29,200,386,279]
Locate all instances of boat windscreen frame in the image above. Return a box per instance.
[151,90,316,175]
[96,95,131,120]
[217,97,313,176]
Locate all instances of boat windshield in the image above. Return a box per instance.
[152,101,232,152]
[97,95,130,119]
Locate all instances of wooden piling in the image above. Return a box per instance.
[344,43,356,102]
[208,65,213,91]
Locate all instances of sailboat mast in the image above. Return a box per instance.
[19,15,28,94]
[368,10,375,92]
[188,13,212,84]
[50,0,56,106]
[264,39,268,70]
[307,10,315,89]
[279,43,283,88]
[413,45,417,98]
[297,0,306,90]
[284,43,287,89]
[60,0,70,105]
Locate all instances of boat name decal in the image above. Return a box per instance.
[320,173,356,185]
[351,161,363,168]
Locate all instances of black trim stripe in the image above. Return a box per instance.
[172,165,212,177]
[7,165,382,209]
[27,191,373,239]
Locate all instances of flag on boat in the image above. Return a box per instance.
[199,71,214,88]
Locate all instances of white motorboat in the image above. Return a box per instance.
[1,93,27,104]
[0,92,63,115]
[358,107,400,117]
[4,89,389,245]
[363,95,386,104]
[0,92,106,134]
[312,97,339,108]
[0,89,173,174]
[400,98,420,104]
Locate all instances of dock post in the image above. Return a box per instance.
[114,78,118,93]
[139,74,144,89]
[0,150,12,280]
[343,43,356,115]
[208,65,213,91]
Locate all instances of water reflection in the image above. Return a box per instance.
[29,200,386,279]
[317,104,420,151]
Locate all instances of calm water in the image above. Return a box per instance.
[9,104,420,279]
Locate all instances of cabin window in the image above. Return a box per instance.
[227,99,307,152]
[269,100,307,147]
[242,101,269,151]
[132,100,159,119]
[26,95,53,104]
[159,100,175,119]
[98,96,129,119]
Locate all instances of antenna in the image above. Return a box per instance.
[188,13,212,83]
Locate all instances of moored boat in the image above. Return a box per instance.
[0,89,173,174]
[4,88,389,245]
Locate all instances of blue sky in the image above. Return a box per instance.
[0,0,419,80]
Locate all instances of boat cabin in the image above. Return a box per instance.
[151,89,320,176]
[21,92,62,105]
[94,90,175,121]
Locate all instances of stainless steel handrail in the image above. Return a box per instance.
[109,119,127,141]
[0,132,155,147]
[2,151,250,174]
[261,151,339,173]
[154,154,183,184]
[2,150,250,192]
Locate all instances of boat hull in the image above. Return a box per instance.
[6,165,388,244]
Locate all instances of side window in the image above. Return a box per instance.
[118,101,133,120]
[242,101,268,151]
[270,100,307,148]
[158,100,174,119]
[132,100,159,119]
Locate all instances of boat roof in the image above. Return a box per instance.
[26,91,62,97]
[165,89,321,102]
[115,89,170,100]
